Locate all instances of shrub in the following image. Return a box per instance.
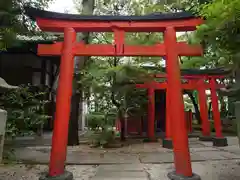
[86,112,105,131]
[0,84,50,138]
[86,111,117,147]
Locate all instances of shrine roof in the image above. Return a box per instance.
[180,68,232,76]
[25,7,196,22]
[143,66,232,76]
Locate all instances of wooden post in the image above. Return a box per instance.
[163,88,173,149]
[165,27,193,178]
[48,28,76,177]
[210,78,222,138]
[166,88,172,138]
[210,78,228,147]
[198,79,212,141]
[147,87,155,141]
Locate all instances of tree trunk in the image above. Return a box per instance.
[219,96,227,118]
[118,108,126,141]
[68,92,81,146]
[110,57,125,141]
[67,0,95,146]
[208,102,212,119]
[186,91,202,124]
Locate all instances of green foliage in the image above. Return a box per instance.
[89,129,116,147]
[86,112,105,130]
[0,0,53,50]
[195,0,240,67]
[0,85,50,138]
[86,111,116,147]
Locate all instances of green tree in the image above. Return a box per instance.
[0,85,50,138]
[0,0,53,50]
[67,0,95,146]
[191,0,240,120]
[195,0,240,90]
[78,0,172,141]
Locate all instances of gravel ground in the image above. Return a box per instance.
[1,160,240,180]
[0,164,97,180]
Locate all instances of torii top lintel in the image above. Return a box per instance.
[25,7,203,32]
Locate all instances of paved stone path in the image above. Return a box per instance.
[1,160,240,180]
[12,137,240,164]
[1,137,240,179]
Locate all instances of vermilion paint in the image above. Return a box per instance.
[198,79,211,136]
[34,14,205,178]
[36,18,203,32]
[38,42,202,57]
[210,78,223,137]
[48,28,76,176]
[165,84,172,139]
[148,87,155,140]
[165,26,192,177]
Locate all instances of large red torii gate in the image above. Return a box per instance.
[26,7,204,180]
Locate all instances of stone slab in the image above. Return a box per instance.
[199,141,213,147]
[217,145,240,151]
[66,165,97,178]
[14,148,140,164]
[90,178,147,180]
[145,160,240,180]
[14,148,50,163]
[217,151,240,159]
[194,150,240,160]
[67,152,140,164]
[190,153,207,161]
[192,160,240,180]
[189,143,206,148]
[222,146,240,155]
[145,164,173,180]
[91,171,148,180]
[97,164,144,172]
[140,152,174,163]
[190,147,219,152]
[226,137,239,146]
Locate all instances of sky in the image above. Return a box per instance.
[48,0,77,13]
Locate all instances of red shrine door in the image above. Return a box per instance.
[26,7,203,179]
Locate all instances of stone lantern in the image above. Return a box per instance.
[0,77,18,162]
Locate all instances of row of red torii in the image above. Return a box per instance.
[135,74,227,145]
[26,7,228,180]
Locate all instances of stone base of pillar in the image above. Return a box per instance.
[167,172,201,180]
[143,137,158,142]
[162,138,173,149]
[199,135,213,142]
[39,171,73,180]
[213,137,228,147]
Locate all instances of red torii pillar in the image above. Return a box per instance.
[164,27,197,179]
[162,86,173,149]
[136,83,156,141]
[197,79,212,141]
[48,28,76,178]
[147,86,156,141]
[210,78,228,147]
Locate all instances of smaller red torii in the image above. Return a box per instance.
[136,74,228,148]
